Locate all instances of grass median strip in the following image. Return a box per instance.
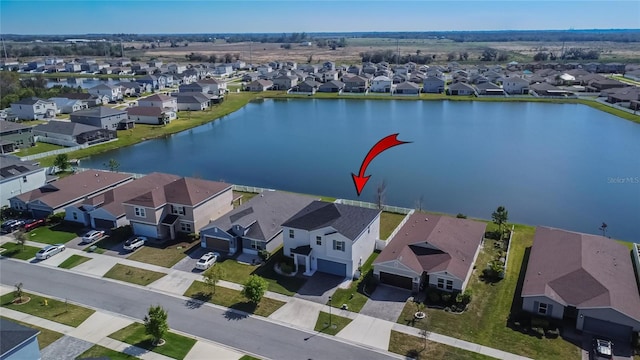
[0,315,64,349]
[313,311,352,336]
[0,243,40,260]
[103,264,166,286]
[77,345,137,360]
[388,330,494,360]
[57,254,92,269]
[109,322,196,360]
[184,280,285,317]
[0,292,95,327]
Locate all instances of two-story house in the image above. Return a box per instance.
[0,121,35,153]
[370,76,394,93]
[500,76,530,95]
[88,84,123,102]
[70,106,134,130]
[198,78,227,95]
[0,155,47,207]
[123,177,232,240]
[199,191,317,255]
[342,75,369,93]
[282,201,381,278]
[10,98,57,120]
[137,94,178,112]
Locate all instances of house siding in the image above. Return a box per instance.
[0,168,46,207]
[0,127,34,150]
[577,308,640,332]
[64,205,91,226]
[522,296,565,319]
[428,271,464,292]
[350,215,380,274]
[189,188,233,232]
[124,204,158,225]
[2,336,41,360]
[374,260,421,291]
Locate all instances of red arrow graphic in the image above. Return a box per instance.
[352,133,411,196]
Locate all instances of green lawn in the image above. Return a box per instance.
[330,251,379,313]
[0,292,95,327]
[184,280,285,317]
[313,311,353,335]
[126,240,199,268]
[380,212,406,240]
[388,330,495,360]
[214,248,307,296]
[103,264,166,286]
[109,322,196,360]
[0,243,41,260]
[16,142,65,156]
[233,191,259,207]
[27,224,81,245]
[76,345,137,360]
[397,224,581,359]
[239,356,261,360]
[0,316,64,349]
[58,254,92,269]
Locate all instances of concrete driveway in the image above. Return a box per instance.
[172,246,209,272]
[360,285,412,322]
[294,272,343,304]
[64,235,133,259]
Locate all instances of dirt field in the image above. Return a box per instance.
[129,38,640,64]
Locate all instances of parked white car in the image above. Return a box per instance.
[123,236,146,251]
[195,252,220,270]
[82,230,105,244]
[36,244,65,260]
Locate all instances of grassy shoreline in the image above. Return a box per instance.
[34,90,639,166]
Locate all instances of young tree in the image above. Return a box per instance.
[14,282,24,302]
[104,158,120,172]
[375,179,387,210]
[53,153,69,173]
[242,275,268,304]
[202,266,225,295]
[14,230,27,250]
[144,305,168,346]
[599,222,608,237]
[491,206,509,239]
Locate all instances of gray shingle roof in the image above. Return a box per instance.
[0,121,30,134]
[0,155,41,180]
[71,106,127,118]
[34,120,102,136]
[201,191,317,241]
[282,201,381,241]
[0,318,40,356]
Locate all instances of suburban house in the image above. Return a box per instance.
[282,201,381,278]
[9,170,133,218]
[49,97,87,114]
[168,63,187,74]
[214,64,233,76]
[10,97,57,120]
[0,318,41,360]
[370,76,394,93]
[446,82,476,96]
[33,121,116,146]
[373,214,485,293]
[57,93,105,107]
[88,84,123,102]
[65,62,81,72]
[198,78,227,95]
[394,81,421,95]
[70,106,134,130]
[422,76,445,93]
[137,94,178,112]
[123,177,233,240]
[65,172,180,230]
[246,79,274,92]
[179,82,209,94]
[474,82,505,95]
[171,93,211,111]
[200,191,317,255]
[500,76,530,95]
[118,81,152,97]
[0,121,34,153]
[343,75,369,93]
[137,75,165,90]
[521,226,640,341]
[291,79,320,94]
[127,106,176,125]
[318,80,345,93]
[272,75,298,90]
[0,155,47,207]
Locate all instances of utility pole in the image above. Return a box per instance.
[120,39,124,58]
[2,36,8,61]
[396,39,400,67]
[249,40,252,70]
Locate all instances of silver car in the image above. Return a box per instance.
[36,244,65,260]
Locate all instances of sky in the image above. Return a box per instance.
[1,0,639,35]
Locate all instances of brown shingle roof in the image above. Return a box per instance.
[15,170,132,210]
[140,94,173,102]
[127,106,164,117]
[123,177,231,208]
[374,214,486,280]
[522,226,640,321]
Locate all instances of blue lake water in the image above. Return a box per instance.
[80,99,640,242]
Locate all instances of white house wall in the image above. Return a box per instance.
[374,260,421,281]
[310,229,354,276]
[0,168,47,207]
[350,216,380,273]
[522,296,565,319]
[283,226,312,257]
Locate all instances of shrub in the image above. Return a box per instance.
[47,212,65,225]
[456,213,467,219]
[258,249,270,262]
[279,262,293,274]
[441,293,452,303]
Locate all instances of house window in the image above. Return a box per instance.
[250,241,261,250]
[289,229,294,238]
[73,213,78,220]
[316,236,322,245]
[437,278,445,289]
[446,280,453,291]
[180,222,192,232]
[171,205,185,215]
[538,303,548,315]
[22,176,27,183]
[134,207,146,217]
[333,240,345,252]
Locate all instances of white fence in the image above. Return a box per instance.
[503,225,516,277]
[232,184,275,193]
[334,198,414,215]
[633,243,640,285]
[20,138,120,161]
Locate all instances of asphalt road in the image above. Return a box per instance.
[0,258,397,360]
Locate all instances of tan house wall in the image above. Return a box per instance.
[189,188,233,232]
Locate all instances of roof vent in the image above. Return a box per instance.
[538,272,541,275]
[95,173,99,177]
[425,218,428,221]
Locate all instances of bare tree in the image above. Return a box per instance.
[375,180,387,210]
[14,230,26,250]
[599,222,608,237]
[415,194,424,212]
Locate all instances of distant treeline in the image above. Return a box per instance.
[4,29,639,44]
[0,72,82,109]
[4,42,123,58]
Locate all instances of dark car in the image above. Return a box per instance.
[23,219,45,231]
[592,338,613,360]
[1,219,24,233]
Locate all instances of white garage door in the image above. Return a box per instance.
[132,222,158,238]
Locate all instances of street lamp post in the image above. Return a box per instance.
[328,295,332,327]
